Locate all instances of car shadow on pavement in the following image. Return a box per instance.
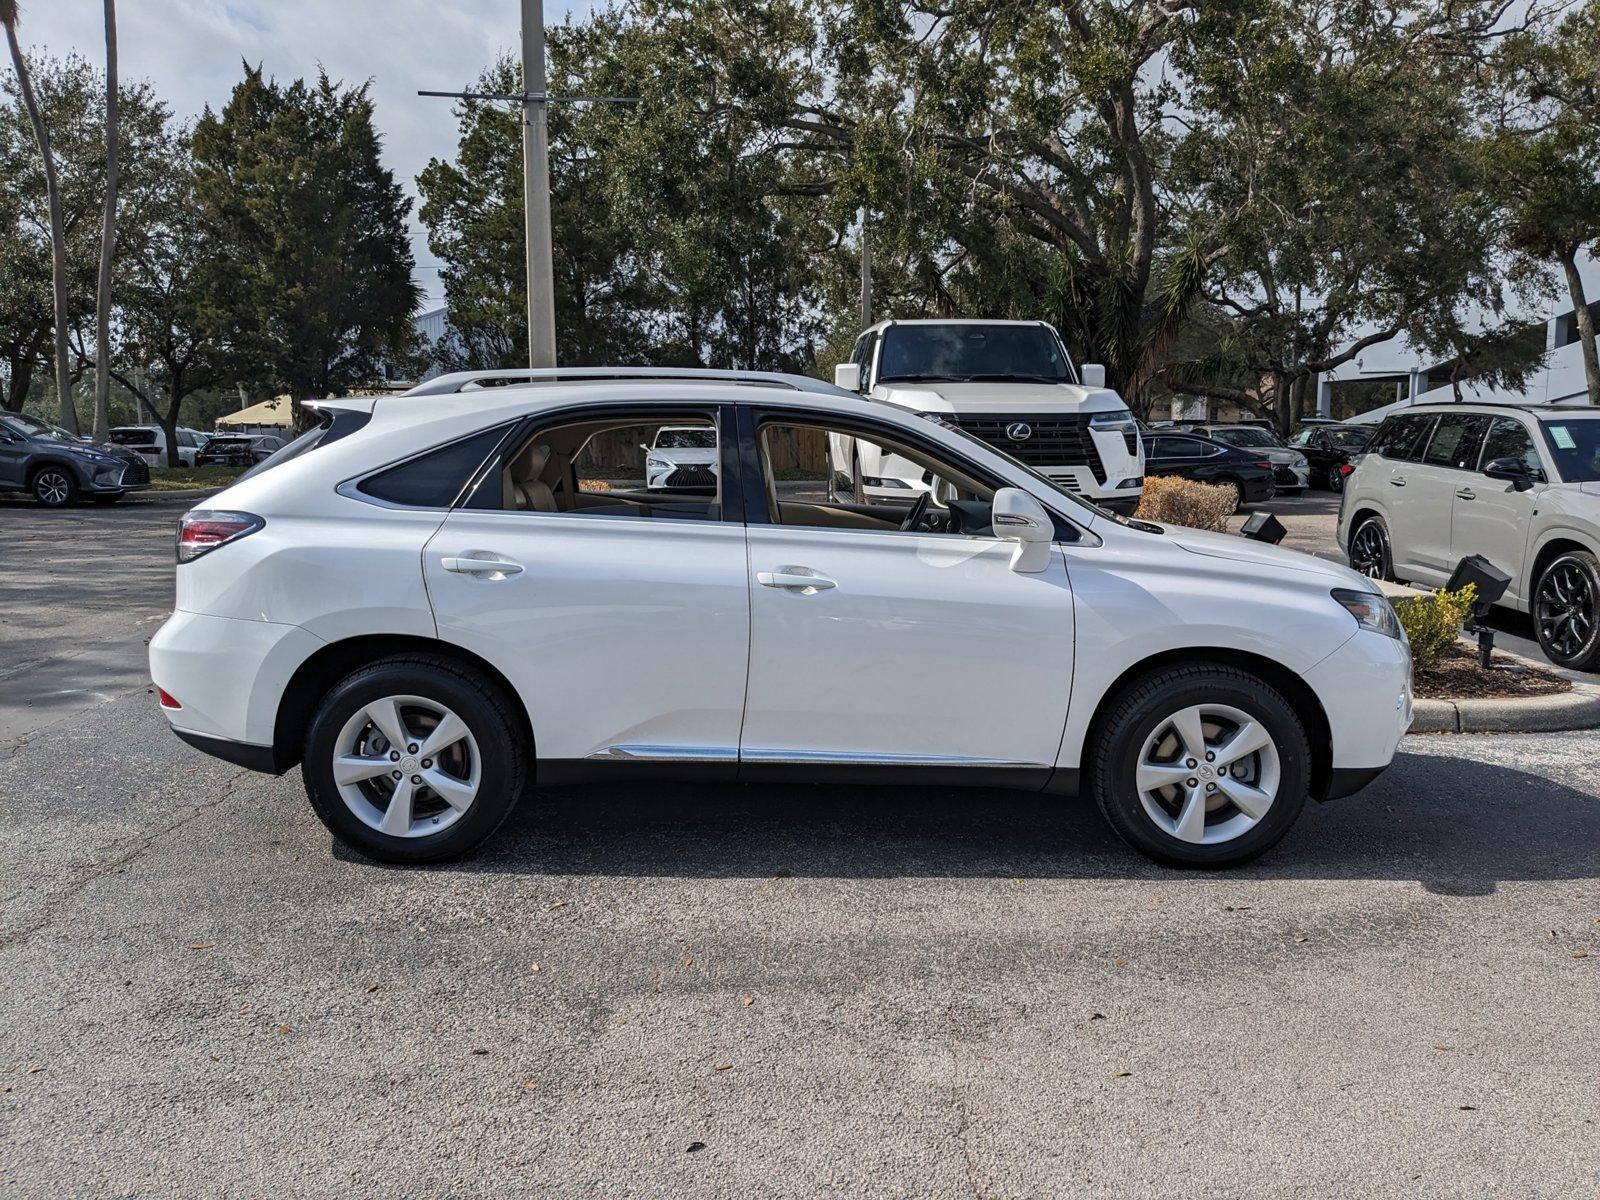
[389,749,1598,895]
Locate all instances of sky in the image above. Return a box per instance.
[14,0,594,307]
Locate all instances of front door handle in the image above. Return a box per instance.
[757,568,836,593]
[441,553,524,577]
[1456,487,1476,501]
[1389,477,1406,487]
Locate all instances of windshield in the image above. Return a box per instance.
[1328,428,1371,451]
[655,428,715,449]
[1209,427,1281,449]
[1,413,79,443]
[878,324,1073,384]
[1541,417,1600,482]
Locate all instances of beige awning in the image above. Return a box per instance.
[216,395,294,428]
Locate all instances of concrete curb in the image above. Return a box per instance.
[1409,641,1600,735]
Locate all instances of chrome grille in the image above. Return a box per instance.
[951,414,1108,483]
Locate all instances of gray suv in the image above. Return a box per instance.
[0,413,151,506]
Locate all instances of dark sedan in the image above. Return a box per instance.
[1143,432,1276,511]
[0,412,151,506]
[1289,423,1373,491]
[195,434,284,468]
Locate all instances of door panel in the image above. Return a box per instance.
[1450,417,1542,606]
[1406,415,1490,581]
[741,525,1075,766]
[423,512,750,762]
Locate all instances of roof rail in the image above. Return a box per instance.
[404,366,850,398]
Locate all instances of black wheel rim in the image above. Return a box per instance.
[1350,522,1387,579]
[1328,466,1343,491]
[1536,562,1595,660]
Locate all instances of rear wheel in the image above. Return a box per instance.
[1348,515,1393,582]
[1089,665,1310,868]
[31,467,76,506]
[1534,551,1600,671]
[1326,464,1345,492]
[302,656,529,863]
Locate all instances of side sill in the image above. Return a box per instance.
[539,759,1069,792]
[173,729,288,775]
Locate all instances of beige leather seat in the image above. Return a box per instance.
[508,444,558,512]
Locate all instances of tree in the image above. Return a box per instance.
[91,0,118,439]
[1,1,75,432]
[191,65,418,407]
[112,137,233,465]
[1490,0,1600,405]
[1161,1,1536,429]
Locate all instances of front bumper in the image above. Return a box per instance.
[1303,629,1413,791]
[1274,464,1310,490]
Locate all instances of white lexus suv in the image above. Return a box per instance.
[1339,401,1600,670]
[834,319,1144,511]
[150,368,1411,868]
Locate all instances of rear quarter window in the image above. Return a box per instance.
[356,424,512,508]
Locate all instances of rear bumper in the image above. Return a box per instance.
[1324,764,1389,800]
[173,729,288,774]
[150,609,324,746]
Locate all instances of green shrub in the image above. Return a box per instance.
[1394,584,1477,670]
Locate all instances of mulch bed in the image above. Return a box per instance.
[1414,643,1572,700]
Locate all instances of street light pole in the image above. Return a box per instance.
[521,0,557,369]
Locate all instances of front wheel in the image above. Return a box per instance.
[1534,551,1600,671]
[1326,464,1345,492]
[31,467,77,506]
[1089,666,1310,868]
[302,655,529,863]
[1348,515,1393,582]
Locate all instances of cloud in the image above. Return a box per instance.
[12,0,594,305]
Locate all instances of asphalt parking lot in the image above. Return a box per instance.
[3,494,1598,1198]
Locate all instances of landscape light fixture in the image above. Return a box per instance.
[1240,511,1287,545]
[1446,554,1512,668]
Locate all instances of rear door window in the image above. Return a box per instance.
[357,424,514,508]
[1422,414,1491,470]
[1370,414,1435,462]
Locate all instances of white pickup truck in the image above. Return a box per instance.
[832,319,1144,512]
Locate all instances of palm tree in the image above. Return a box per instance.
[92,0,118,440]
[0,0,77,434]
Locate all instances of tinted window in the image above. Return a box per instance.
[1289,428,1315,446]
[1327,428,1371,452]
[1370,414,1434,462]
[359,425,511,507]
[1479,417,1540,474]
[1209,427,1280,449]
[1422,414,1491,469]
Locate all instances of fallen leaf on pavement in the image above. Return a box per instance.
[1090,1012,1107,1021]
[472,1048,489,1055]
[741,996,753,1008]
[1573,951,1590,960]
[530,963,540,972]
[1459,1105,1477,1112]
[26,1065,43,1074]
[276,1025,292,1036]
[714,1062,733,1071]
[1112,1070,1131,1078]
[547,901,566,911]
[521,1078,539,1090]
[188,942,215,951]
[363,983,380,994]
[1112,958,1126,967]
[1294,936,1309,945]
[686,1141,706,1153]
[1432,1044,1451,1052]
[683,956,694,967]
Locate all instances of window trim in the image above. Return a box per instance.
[454,401,744,526]
[1418,412,1493,473]
[338,420,520,512]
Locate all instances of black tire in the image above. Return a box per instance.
[30,465,77,506]
[1326,464,1345,492]
[1533,551,1600,671]
[302,655,529,864]
[1347,514,1394,582]
[1088,665,1310,869]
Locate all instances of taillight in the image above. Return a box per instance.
[1255,461,1274,470]
[177,510,264,563]
[156,687,182,709]
[1339,463,1355,475]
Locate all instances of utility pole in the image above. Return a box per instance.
[520,0,556,369]
[859,209,873,328]
[420,7,635,373]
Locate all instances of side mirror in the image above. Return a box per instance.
[992,486,1053,573]
[1483,457,1542,491]
[1081,363,1106,388]
[639,442,651,454]
[834,362,863,392]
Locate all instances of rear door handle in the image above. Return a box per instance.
[757,568,836,593]
[1390,477,1406,487]
[441,554,524,577]
[1456,487,1476,500]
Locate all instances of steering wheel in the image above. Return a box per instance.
[899,490,933,532]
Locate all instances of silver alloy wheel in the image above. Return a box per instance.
[1535,560,1595,660]
[1349,520,1388,579]
[1135,703,1280,845]
[332,694,480,838]
[34,470,71,505]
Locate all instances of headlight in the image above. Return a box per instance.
[646,455,668,469]
[1088,411,1138,435]
[1331,588,1404,641]
[1292,453,1308,468]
